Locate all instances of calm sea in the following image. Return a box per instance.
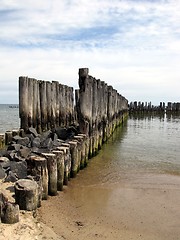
[0,104,20,133]
[0,106,180,175]
[70,112,180,186]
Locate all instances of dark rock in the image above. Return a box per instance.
[52,133,58,141]
[0,157,10,167]
[5,151,24,162]
[13,152,26,162]
[40,130,52,142]
[52,139,63,148]
[16,137,30,147]
[54,126,79,141]
[4,171,18,182]
[40,137,53,149]
[0,150,7,157]
[31,147,49,155]
[9,161,27,179]
[26,134,35,144]
[7,144,22,151]
[32,137,41,148]
[67,126,78,139]
[6,150,16,161]
[27,127,39,138]
[54,127,68,140]
[12,135,23,142]
[0,165,5,179]
[18,146,31,159]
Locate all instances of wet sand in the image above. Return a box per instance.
[38,171,180,240]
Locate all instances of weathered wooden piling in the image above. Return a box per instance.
[19,77,75,134]
[1,202,19,224]
[76,68,128,158]
[16,68,128,199]
[42,153,57,196]
[52,150,65,191]
[129,101,180,113]
[26,156,48,200]
[68,140,78,178]
[5,131,13,145]
[39,80,47,131]
[15,179,39,211]
[56,146,70,186]
[0,134,5,149]
[19,76,29,131]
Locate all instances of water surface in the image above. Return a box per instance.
[40,113,180,240]
[0,104,19,133]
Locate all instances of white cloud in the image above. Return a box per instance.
[0,0,180,104]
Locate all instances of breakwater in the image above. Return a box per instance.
[129,101,180,113]
[0,68,128,224]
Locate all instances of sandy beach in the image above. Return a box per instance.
[0,180,61,240]
[1,171,180,240]
[38,172,180,240]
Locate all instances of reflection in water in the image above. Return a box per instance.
[40,114,180,240]
[74,113,180,189]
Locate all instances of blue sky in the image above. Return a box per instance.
[0,0,180,105]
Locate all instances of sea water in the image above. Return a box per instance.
[39,112,180,240]
[0,107,180,175]
[70,112,180,188]
[0,104,20,133]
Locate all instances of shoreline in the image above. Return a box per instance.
[38,172,180,240]
[1,172,180,239]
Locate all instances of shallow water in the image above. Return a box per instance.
[74,113,180,189]
[40,113,180,240]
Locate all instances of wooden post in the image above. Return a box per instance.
[52,150,65,191]
[0,134,5,149]
[36,80,42,133]
[59,84,65,126]
[69,87,74,125]
[55,82,60,127]
[68,141,78,177]
[56,146,69,185]
[15,179,39,211]
[51,82,56,129]
[19,76,29,131]
[42,153,57,196]
[1,202,19,224]
[5,131,13,145]
[32,78,38,129]
[78,133,89,166]
[74,135,85,169]
[46,81,52,130]
[26,155,48,200]
[39,80,47,132]
[28,78,34,128]
[61,143,71,180]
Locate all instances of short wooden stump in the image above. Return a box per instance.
[14,179,39,211]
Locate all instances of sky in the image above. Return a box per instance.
[0,0,180,105]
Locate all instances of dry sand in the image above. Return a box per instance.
[0,180,60,240]
[1,173,180,240]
